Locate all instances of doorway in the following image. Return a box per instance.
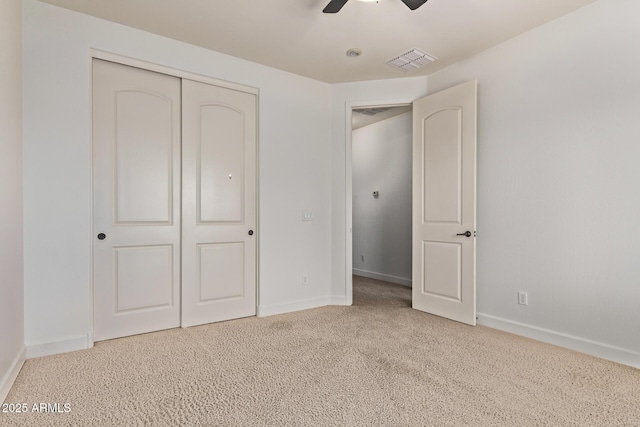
[345,81,478,324]
[348,102,414,304]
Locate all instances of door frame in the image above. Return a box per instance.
[344,98,415,305]
[89,49,260,344]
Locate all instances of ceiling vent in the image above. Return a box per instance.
[386,48,437,72]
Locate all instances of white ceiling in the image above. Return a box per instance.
[39,0,599,83]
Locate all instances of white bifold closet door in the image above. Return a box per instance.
[93,60,257,341]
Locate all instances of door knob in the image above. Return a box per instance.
[456,231,472,238]
[248,230,254,236]
[97,233,106,240]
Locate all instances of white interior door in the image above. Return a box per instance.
[93,59,181,341]
[181,79,257,327]
[412,80,477,325]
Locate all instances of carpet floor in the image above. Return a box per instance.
[1,276,638,426]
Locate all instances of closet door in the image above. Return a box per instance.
[181,79,257,327]
[93,60,181,341]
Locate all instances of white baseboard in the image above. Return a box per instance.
[257,297,331,317]
[26,334,92,359]
[477,313,640,369]
[353,269,412,287]
[330,295,350,306]
[0,346,26,404]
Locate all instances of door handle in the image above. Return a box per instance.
[97,233,106,240]
[248,230,254,236]
[456,231,472,238]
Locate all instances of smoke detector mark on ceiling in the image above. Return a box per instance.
[387,48,437,72]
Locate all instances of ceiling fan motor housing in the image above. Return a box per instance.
[323,0,428,13]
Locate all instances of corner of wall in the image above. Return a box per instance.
[0,346,26,404]
[25,334,92,359]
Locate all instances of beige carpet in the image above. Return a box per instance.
[353,275,412,308]
[2,277,638,426]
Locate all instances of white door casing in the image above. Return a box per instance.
[93,59,182,341]
[181,79,257,327]
[412,80,477,325]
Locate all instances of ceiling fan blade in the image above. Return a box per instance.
[400,0,428,11]
[323,0,349,13]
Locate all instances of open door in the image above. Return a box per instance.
[412,80,477,325]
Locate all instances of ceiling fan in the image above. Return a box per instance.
[323,0,428,13]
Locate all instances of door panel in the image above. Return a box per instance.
[199,105,245,223]
[423,108,462,224]
[198,243,245,301]
[115,91,174,224]
[114,245,174,312]
[422,241,462,302]
[412,80,477,325]
[182,79,257,327]
[93,59,181,341]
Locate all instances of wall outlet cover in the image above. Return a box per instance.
[518,291,528,306]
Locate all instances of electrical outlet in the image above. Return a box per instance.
[518,291,528,306]
[302,275,308,286]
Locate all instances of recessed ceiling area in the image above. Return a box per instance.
[39,0,599,83]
